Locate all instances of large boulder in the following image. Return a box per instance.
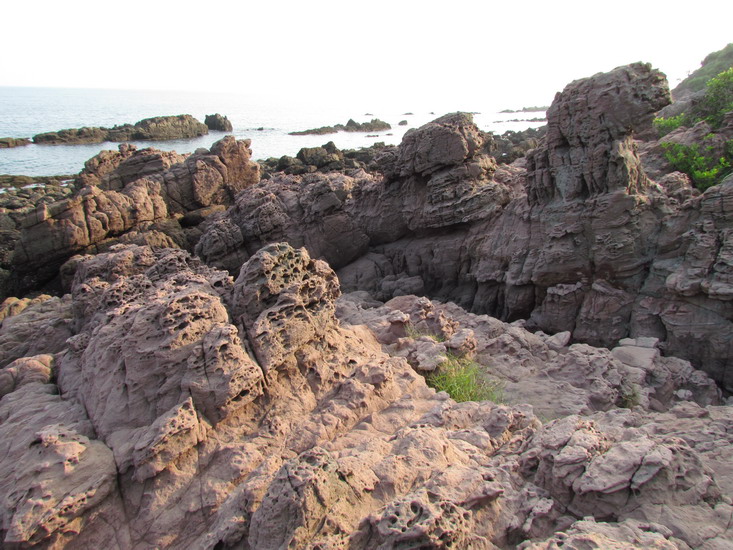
[526,62,670,203]
[205,113,233,132]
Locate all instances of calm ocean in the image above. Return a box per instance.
[0,87,545,177]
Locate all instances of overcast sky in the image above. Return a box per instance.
[3,0,731,111]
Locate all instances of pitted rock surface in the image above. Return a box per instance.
[0,243,731,548]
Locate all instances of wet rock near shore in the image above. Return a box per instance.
[205,113,233,132]
[289,118,392,135]
[32,114,210,145]
[9,136,259,296]
[0,137,31,148]
[259,141,394,176]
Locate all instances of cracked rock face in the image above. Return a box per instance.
[0,242,732,548]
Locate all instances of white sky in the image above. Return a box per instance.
[3,0,732,111]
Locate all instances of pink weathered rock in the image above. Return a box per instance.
[75,143,186,189]
[0,294,73,368]
[11,136,260,295]
[0,354,54,398]
[0,243,731,547]
[338,293,721,420]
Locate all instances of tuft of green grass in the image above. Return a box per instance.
[425,353,504,403]
[618,383,641,409]
[405,322,446,342]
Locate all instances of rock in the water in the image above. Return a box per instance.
[289,118,391,135]
[0,137,31,148]
[205,113,233,132]
[32,114,209,145]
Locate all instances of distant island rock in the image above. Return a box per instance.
[0,137,31,148]
[499,105,550,113]
[493,117,547,123]
[32,114,211,145]
[204,113,233,132]
[289,118,391,136]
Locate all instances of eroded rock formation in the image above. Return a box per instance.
[10,136,259,295]
[205,113,233,132]
[190,63,733,390]
[3,60,733,547]
[0,242,730,548]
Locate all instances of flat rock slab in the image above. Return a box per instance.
[612,345,660,370]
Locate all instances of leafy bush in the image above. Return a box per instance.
[654,67,733,137]
[653,113,688,137]
[697,68,733,128]
[425,353,504,403]
[661,140,733,190]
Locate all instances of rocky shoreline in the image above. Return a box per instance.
[29,113,232,145]
[1,57,733,548]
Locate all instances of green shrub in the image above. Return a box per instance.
[654,113,688,137]
[656,68,733,137]
[653,113,688,137]
[661,140,733,191]
[425,353,504,403]
[694,68,733,128]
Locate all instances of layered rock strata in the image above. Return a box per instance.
[190,63,733,389]
[0,242,730,548]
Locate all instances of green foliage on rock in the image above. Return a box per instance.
[654,67,733,136]
[697,68,733,128]
[653,113,688,137]
[618,382,641,409]
[654,68,733,190]
[425,353,504,403]
[661,140,733,191]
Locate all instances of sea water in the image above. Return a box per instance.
[0,86,546,176]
